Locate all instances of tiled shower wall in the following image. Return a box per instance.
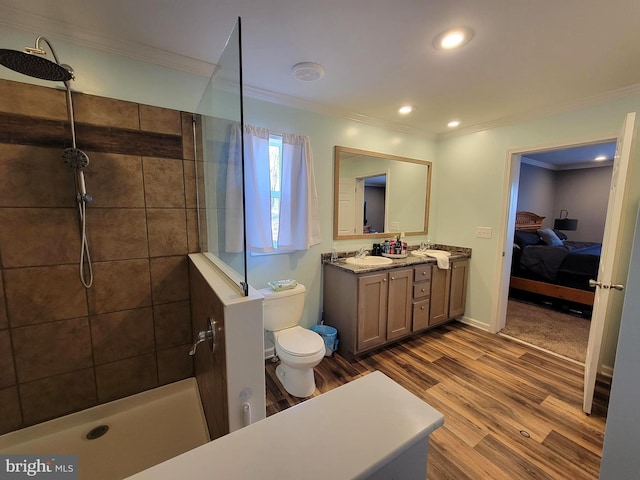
[0,79,202,434]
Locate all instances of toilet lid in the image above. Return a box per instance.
[277,327,324,357]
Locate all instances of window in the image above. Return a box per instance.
[269,134,283,249]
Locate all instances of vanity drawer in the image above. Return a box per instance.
[413,282,430,299]
[412,299,430,331]
[414,265,431,282]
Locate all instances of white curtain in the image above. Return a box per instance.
[225,124,320,253]
[225,123,244,252]
[278,133,321,250]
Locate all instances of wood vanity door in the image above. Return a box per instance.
[387,268,413,341]
[429,265,451,326]
[357,273,388,351]
[449,259,469,318]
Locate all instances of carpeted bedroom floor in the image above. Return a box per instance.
[502,299,591,363]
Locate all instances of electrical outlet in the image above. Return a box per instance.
[475,226,493,239]
[390,221,400,231]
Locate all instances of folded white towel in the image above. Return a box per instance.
[426,251,451,269]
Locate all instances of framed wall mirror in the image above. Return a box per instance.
[333,146,432,240]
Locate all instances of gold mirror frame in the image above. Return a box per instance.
[333,146,432,240]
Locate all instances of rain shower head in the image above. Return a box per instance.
[0,48,73,82]
[0,36,74,82]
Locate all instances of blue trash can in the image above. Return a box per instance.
[310,324,338,356]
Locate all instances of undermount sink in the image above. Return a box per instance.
[345,256,394,266]
[411,249,452,257]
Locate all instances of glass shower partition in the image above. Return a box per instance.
[195,18,248,295]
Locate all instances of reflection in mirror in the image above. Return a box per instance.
[334,146,431,240]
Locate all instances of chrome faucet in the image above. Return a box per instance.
[355,247,368,259]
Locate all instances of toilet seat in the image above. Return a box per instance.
[276,326,324,357]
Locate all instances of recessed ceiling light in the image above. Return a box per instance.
[433,27,474,50]
[447,120,461,128]
[291,62,325,81]
[399,105,413,114]
[594,155,608,161]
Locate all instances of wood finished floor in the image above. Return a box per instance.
[265,322,609,480]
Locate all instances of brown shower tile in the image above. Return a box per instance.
[182,160,199,209]
[0,274,7,330]
[91,307,154,365]
[157,345,193,386]
[154,301,192,349]
[96,353,157,403]
[86,208,148,261]
[82,152,145,208]
[0,145,77,208]
[150,256,190,304]
[0,329,16,388]
[181,112,195,160]
[4,265,88,327]
[0,80,67,121]
[12,317,93,383]
[20,368,97,427]
[73,93,140,130]
[142,157,186,208]
[186,209,201,253]
[0,208,81,267]
[146,209,188,257]
[0,386,22,434]
[139,105,182,135]
[87,259,152,315]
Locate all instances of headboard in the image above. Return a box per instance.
[515,211,545,231]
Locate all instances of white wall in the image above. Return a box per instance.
[243,98,435,328]
[436,96,640,368]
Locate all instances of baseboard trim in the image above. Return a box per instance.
[455,316,489,331]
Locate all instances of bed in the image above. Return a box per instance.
[509,211,600,306]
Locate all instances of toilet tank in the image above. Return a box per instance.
[259,284,306,332]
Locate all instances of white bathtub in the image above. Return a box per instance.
[0,378,209,480]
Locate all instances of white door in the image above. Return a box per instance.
[583,112,636,414]
[338,177,356,235]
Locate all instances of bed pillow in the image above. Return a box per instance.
[537,228,564,246]
[514,230,542,248]
[553,229,568,240]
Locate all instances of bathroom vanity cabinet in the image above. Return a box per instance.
[357,268,412,351]
[429,259,469,326]
[323,256,469,359]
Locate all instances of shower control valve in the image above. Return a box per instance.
[189,316,217,356]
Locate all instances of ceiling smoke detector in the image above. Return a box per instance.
[291,62,325,81]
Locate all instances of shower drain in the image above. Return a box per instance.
[86,424,109,440]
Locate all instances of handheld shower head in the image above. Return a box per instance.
[63,148,90,170]
[63,148,90,198]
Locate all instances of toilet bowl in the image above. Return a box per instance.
[260,284,325,397]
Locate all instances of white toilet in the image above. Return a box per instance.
[260,284,325,398]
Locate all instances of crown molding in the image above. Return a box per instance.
[242,84,437,141]
[437,83,640,141]
[0,4,216,77]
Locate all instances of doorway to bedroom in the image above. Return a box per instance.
[501,141,615,363]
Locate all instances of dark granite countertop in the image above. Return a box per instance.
[321,244,471,275]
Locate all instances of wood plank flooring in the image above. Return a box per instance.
[265,322,609,480]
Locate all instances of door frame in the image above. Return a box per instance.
[490,134,617,335]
